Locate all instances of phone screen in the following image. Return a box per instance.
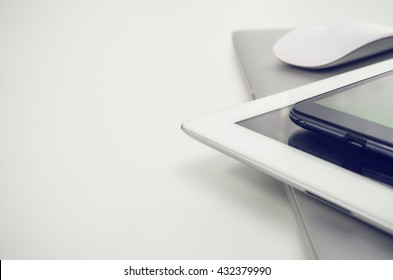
[316,72,393,129]
[290,71,393,158]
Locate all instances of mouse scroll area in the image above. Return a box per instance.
[273,22,393,69]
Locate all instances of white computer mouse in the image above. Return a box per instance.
[273,22,393,69]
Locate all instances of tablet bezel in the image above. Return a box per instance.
[182,58,393,235]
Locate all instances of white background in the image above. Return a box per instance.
[1,0,393,259]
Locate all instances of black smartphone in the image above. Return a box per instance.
[289,71,393,158]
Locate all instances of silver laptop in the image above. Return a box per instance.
[233,29,393,259]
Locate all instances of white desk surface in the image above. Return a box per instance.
[1,0,392,259]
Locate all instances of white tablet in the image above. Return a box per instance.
[182,58,393,235]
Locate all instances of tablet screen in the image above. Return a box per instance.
[237,106,297,144]
[236,106,393,188]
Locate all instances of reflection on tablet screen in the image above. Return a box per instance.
[237,106,393,188]
[288,130,393,187]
